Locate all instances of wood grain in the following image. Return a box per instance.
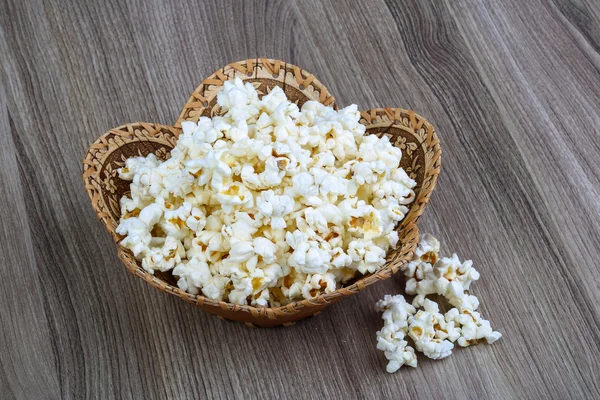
[1,0,599,398]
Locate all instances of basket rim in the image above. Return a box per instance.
[175,58,336,128]
[81,59,442,322]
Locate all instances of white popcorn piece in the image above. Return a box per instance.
[315,204,344,226]
[330,247,352,269]
[251,289,271,307]
[280,270,307,300]
[256,190,294,229]
[118,154,161,181]
[253,237,278,264]
[227,239,255,263]
[376,294,416,329]
[289,241,331,275]
[417,338,454,360]
[301,273,336,300]
[447,309,502,347]
[141,236,185,274]
[303,207,329,233]
[138,203,163,227]
[434,254,480,292]
[375,295,418,373]
[384,230,399,248]
[215,182,253,212]
[173,258,212,295]
[117,77,416,306]
[116,218,152,257]
[185,206,206,232]
[292,172,318,197]
[347,204,384,240]
[407,299,455,360]
[228,274,253,305]
[347,239,387,274]
[376,324,418,373]
[202,275,231,300]
[403,233,440,279]
[222,212,259,242]
[259,262,285,289]
[160,202,194,241]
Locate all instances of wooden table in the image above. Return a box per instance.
[1,0,599,398]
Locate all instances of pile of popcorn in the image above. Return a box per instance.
[116,78,416,307]
[376,234,501,373]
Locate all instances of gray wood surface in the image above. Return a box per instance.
[1,0,599,398]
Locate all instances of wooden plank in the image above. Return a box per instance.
[0,43,61,400]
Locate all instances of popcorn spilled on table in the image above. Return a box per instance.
[376,234,502,373]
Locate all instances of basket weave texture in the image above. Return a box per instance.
[82,58,441,327]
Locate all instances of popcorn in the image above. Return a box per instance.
[301,273,336,299]
[403,235,481,311]
[252,289,271,307]
[347,205,383,240]
[215,182,253,212]
[376,294,415,329]
[407,299,455,360]
[376,234,501,373]
[402,233,440,279]
[447,309,502,347]
[117,78,416,306]
[292,172,318,197]
[347,239,387,274]
[138,203,163,227]
[116,218,152,257]
[173,258,212,295]
[303,207,329,233]
[280,269,307,300]
[376,324,418,373]
[118,154,160,181]
[162,202,194,240]
[330,247,352,268]
[222,212,259,241]
[256,190,294,229]
[375,295,418,372]
[289,240,331,274]
[201,275,230,300]
[227,239,255,263]
[141,236,185,274]
[185,206,206,232]
[228,274,253,305]
[253,237,278,264]
[434,254,480,292]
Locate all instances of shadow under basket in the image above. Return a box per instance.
[82,58,441,327]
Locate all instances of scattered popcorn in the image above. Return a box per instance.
[403,236,481,312]
[117,78,416,306]
[445,308,502,347]
[375,295,418,372]
[376,234,501,373]
[407,299,456,360]
[376,294,416,329]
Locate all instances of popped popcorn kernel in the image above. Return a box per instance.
[375,294,418,372]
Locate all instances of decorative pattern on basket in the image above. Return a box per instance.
[175,58,335,127]
[82,58,442,327]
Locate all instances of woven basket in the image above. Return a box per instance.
[82,59,441,327]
